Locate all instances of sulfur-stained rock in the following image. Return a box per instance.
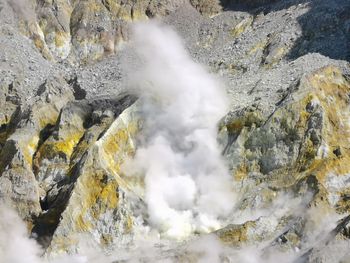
[68,0,189,63]
[216,206,294,247]
[0,91,20,151]
[36,0,73,60]
[34,101,91,191]
[29,96,139,253]
[224,66,350,187]
[0,139,41,222]
[69,0,114,63]
[1,0,350,261]
[31,0,187,63]
[189,0,222,16]
[216,221,256,246]
[46,101,140,254]
[216,66,350,249]
[2,0,227,64]
[0,75,74,224]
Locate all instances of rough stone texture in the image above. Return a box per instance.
[44,100,141,254]
[0,75,74,223]
[36,0,73,60]
[1,0,192,63]
[216,66,350,254]
[29,95,139,252]
[0,0,350,262]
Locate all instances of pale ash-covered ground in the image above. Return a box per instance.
[1,0,349,111]
[0,0,350,263]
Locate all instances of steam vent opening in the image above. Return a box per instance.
[0,0,350,262]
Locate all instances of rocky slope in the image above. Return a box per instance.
[0,0,350,262]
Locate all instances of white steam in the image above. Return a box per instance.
[1,21,349,263]
[122,21,236,239]
[0,204,89,263]
[0,204,43,263]
[2,202,350,263]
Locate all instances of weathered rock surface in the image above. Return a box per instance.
[0,0,350,262]
[0,75,74,222]
[1,0,224,63]
[215,65,350,256]
[39,97,140,254]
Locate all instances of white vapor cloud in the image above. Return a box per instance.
[2,201,348,263]
[0,204,43,263]
[1,20,349,263]
[122,21,236,239]
[0,204,91,263]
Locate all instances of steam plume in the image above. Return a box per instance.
[0,204,42,263]
[0,204,97,263]
[122,21,236,239]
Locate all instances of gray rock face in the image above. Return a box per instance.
[0,75,74,221]
[0,0,350,262]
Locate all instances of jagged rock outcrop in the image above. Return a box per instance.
[215,65,350,251]
[1,0,224,63]
[0,76,74,222]
[38,97,140,254]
